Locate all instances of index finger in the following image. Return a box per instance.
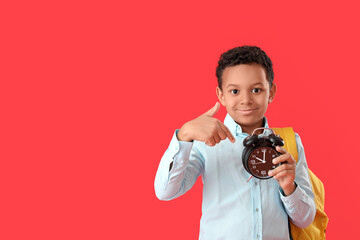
[273,154,291,164]
[218,121,235,143]
[273,152,296,165]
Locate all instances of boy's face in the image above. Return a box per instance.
[216,63,276,134]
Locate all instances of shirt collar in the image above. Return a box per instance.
[223,113,270,137]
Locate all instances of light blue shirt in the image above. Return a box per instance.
[154,114,316,240]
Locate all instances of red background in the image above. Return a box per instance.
[1,0,359,239]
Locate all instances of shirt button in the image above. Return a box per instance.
[256,208,259,212]
[254,182,258,186]
[257,234,260,239]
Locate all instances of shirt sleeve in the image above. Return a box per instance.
[154,129,204,201]
[279,133,316,228]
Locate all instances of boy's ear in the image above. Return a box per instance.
[216,87,226,106]
[268,83,277,103]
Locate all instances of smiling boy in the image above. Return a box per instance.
[154,46,316,240]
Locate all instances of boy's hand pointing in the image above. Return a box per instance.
[177,102,236,146]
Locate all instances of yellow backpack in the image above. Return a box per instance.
[272,127,329,240]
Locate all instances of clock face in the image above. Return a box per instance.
[247,146,281,179]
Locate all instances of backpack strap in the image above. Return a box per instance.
[272,127,298,162]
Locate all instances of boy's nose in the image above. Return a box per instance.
[239,92,252,104]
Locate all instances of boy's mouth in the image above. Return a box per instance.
[236,108,258,115]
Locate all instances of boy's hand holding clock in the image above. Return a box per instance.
[269,146,297,196]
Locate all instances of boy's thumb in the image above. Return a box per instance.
[203,102,220,117]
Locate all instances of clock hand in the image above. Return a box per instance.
[263,149,266,162]
[255,157,266,163]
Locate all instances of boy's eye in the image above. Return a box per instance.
[252,88,261,93]
[231,89,239,94]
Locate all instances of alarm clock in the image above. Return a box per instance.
[242,128,284,179]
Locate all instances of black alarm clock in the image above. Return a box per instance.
[242,128,284,179]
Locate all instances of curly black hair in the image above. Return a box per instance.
[216,46,274,89]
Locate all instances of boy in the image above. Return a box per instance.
[154,46,316,240]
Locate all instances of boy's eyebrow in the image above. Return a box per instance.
[225,84,239,89]
[252,82,265,86]
[225,82,265,89]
